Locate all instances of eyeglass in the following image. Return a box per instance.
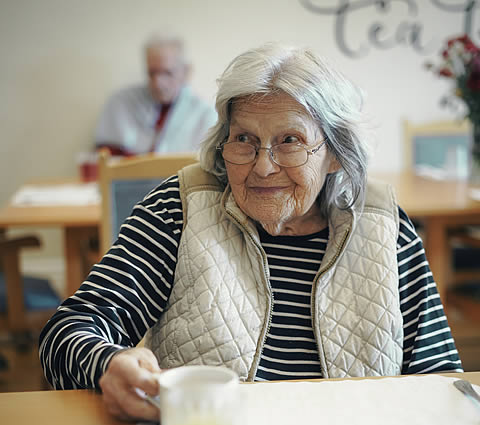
[217,138,327,168]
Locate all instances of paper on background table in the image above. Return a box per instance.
[11,183,100,206]
[470,188,480,201]
[240,375,480,425]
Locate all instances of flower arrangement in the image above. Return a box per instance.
[426,34,480,171]
[426,35,480,123]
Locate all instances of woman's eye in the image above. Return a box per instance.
[236,134,250,143]
[283,135,300,144]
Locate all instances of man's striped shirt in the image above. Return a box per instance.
[39,176,463,389]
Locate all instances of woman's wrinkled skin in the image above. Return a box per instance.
[100,347,161,422]
[225,92,339,236]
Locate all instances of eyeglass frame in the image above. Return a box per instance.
[216,137,328,168]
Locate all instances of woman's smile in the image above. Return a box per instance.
[248,185,288,195]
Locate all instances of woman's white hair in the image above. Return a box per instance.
[199,42,369,217]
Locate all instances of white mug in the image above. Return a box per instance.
[155,365,241,425]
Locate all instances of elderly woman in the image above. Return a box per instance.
[39,43,462,421]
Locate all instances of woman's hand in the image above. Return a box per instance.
[99,347,161,421]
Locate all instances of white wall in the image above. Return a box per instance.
[0,0,473,287]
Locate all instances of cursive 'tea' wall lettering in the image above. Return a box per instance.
[299,0,479,58]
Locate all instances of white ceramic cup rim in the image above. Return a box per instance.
[156,365,238,390]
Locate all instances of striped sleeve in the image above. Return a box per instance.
[397,207,463,374]
[39,176,183,389]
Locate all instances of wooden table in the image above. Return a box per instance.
[372,171,480,302]
[1,371,478,425]
[0,388,121,425]
[0,179,100,297]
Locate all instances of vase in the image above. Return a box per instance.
[470,122,480,184]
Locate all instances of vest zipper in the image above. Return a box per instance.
[224,210,273,381]
[311,226,351,378]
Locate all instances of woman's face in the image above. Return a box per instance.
[224,92,339,236]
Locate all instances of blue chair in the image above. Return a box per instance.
[0,234,60,353]
[109,178,162,246]
[97,150,198,349]
[98,150,198,255]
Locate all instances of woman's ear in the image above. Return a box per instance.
[327,155,341,174]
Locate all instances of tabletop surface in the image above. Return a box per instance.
[0,178,100,227]
[371,171,480,217]
[0,203,100,227]
[1,372,479,425]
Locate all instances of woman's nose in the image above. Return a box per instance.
[252,148,279,176]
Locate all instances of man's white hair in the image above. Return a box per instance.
[143,32,190,65]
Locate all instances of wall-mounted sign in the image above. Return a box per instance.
[299,0,479,58]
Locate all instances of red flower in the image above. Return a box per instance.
[446,35,479,53]
[426,34,480,120]
[439,67,454,77]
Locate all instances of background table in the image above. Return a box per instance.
[372,171,480,302]
[0,179,100,297]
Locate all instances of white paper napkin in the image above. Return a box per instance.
[240,375,480,425]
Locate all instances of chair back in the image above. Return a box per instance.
[98,150,198,255]
[403,119,471,180]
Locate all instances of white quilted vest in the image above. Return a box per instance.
[146,164,403,380]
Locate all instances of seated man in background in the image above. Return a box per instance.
[94,33,217,156]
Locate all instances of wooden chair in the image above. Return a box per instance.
[98,150,198,256]
[403,118,476,256]
[0,231,60,351]
[403,119,471,180]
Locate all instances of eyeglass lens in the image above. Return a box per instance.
[222,142,310,167]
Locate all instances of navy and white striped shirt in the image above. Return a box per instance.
[39,176,463,389]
